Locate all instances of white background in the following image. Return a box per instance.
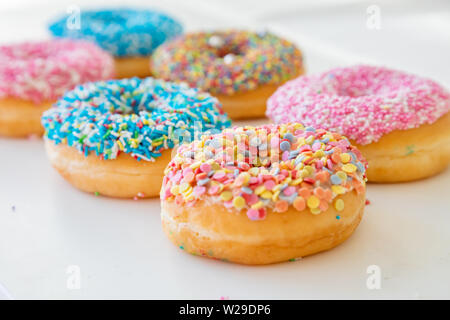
[0,0,449,299]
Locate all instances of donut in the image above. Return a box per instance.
[49,9,183,79]
[151,30,304,119]
[42,77,231,198]
[0,40,114,138]
[267,65,450,182]
[160,123,368,265]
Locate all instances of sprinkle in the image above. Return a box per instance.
[200,163,211,173]
[334,199,345,211]
[247,208,266,221]
[179,183,190,193]
[283,186,296,196]
[336,171,347,181]
[275,200,289,212]
[280,140,291,151]
[197,178,210,186]
[293,197,306,211]
[330,174,342,185]
[220,191,233,201]
[405,145,415,156]
[307,195,320,209]
[193,186,206,197]
[260,191,273,199]
[232,196,246,210]
[340,153,351,163]
[342,163,357,173]
[332,185,346,195]
[263,180,276,190]
[213,171,227,180]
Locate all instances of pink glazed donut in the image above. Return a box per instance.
[0,39,115,137]
[267,65,450,182]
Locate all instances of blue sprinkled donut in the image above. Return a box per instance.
[48,9,183,57]
[42,77,231,162]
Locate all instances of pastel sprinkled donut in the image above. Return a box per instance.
[49,9,183,78]
[42,77,231,198]
[151,30,304,119]
[267,65,450,182]
[0,40,114,137]
[161,123,367,265]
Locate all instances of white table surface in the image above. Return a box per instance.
[0,0,449,299]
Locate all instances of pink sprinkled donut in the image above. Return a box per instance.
[267,65,450,182]
[0,39,115,137]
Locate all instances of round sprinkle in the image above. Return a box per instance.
[200,163,211,173]
[307,195,320,209]
[280,140,291,151]
[179,183,190,193]
[283,186,296,196]
[247,208,260,220]
[340,153,351,163]
[330,174,342,185]
[275,200,289,212]
[220,191,233,201]
[293,197,306,211]
[193,186,206,197]
[264,180,276,190]
[232,196,246,210]
[342,163,357,173]
[332,185,346,195]
[334,199,345,211]
[336,171,347,181]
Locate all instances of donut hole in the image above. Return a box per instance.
[215,46,243,59]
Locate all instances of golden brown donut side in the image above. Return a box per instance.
[0,98,53,137]
[45,139,171,198]
[215,68,305,120]
[356,112,450,182]
[161,190,365,265]
[114,56,152,78]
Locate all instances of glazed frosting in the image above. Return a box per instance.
[267,65,450,145]
[49,9,183,57]
[151,30,303,95]
[42,77,231,161]
[0,40,115,104]
[161,124,367,220]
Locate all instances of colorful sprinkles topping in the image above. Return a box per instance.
[42,77,231,161]
[162,124,367,219]
[267,65,450,145]
[151,30,303,95]
[48,9,183,57]
[0,40,115,103]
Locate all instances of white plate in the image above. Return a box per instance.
[0,0,449,299]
